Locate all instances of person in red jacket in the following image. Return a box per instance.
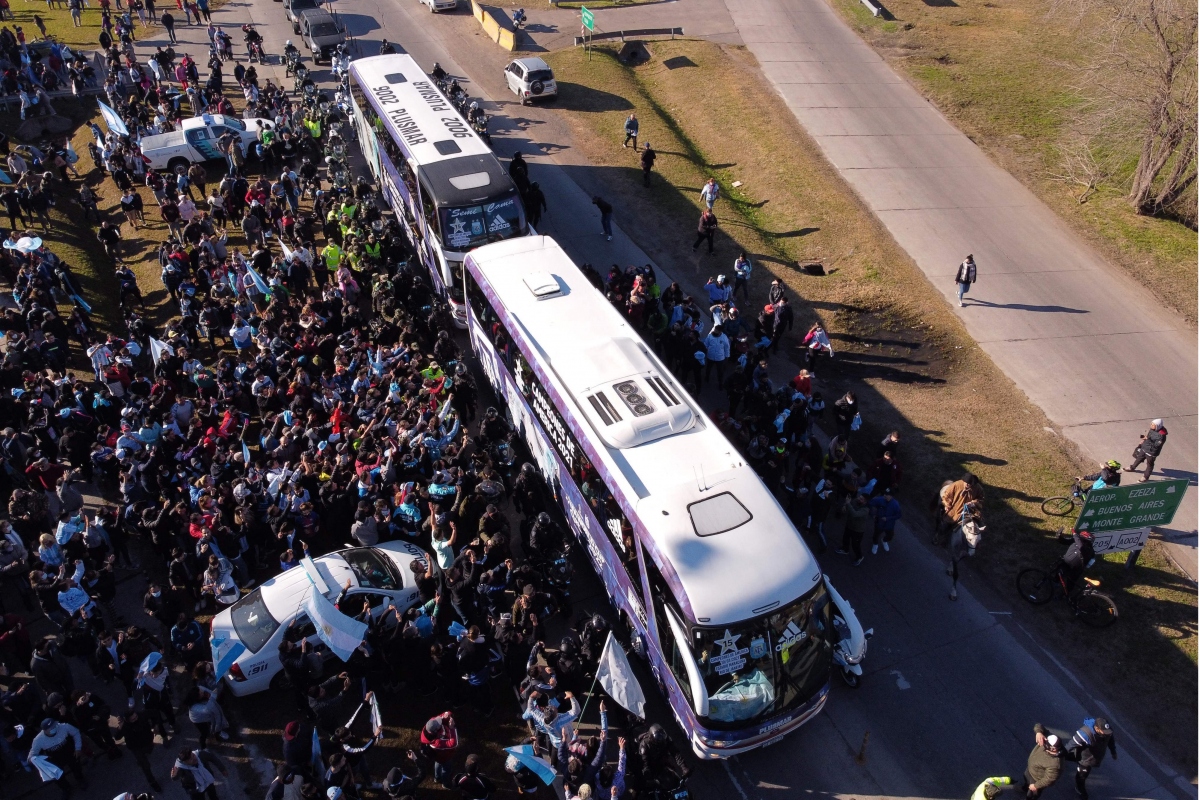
[420,712,458,788]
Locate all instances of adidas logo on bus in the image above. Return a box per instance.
[775,621,807,651]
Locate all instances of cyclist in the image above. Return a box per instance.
[1058,529,1095,595]
[1081,460,1122,492]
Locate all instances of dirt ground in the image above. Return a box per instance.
[544,39,1198,774]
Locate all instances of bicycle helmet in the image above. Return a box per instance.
[1105,459,1121,470]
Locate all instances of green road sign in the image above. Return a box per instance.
[1075,478,1190,533]
[581,5,594,30]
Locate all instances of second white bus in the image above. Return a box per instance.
[347,54,528,326]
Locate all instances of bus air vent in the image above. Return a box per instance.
[434,140,463,156]
[384,73,408,83]
[522,271,562,300]
[587,391,622,426]
[646,375,679,407]
[613,381,655,417]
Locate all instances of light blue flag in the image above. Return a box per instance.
[0,168,11,185]
[213,640,247,681]
[97,99,130,136]
[71,293,92,313]
[246,263,271,296]
[311,726,322,777]
[302,581,367,662]
[242,440,251,465]
[503,745,556,785]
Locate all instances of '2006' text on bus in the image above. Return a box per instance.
[347,54,528,327]
[463,236,867,757]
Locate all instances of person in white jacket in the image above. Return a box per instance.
[704,324,731,388]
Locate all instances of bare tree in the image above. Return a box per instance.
[1055,0,1197,222]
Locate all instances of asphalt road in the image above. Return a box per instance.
[144,3,1196,799]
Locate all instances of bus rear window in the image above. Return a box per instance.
[229,590,280,654]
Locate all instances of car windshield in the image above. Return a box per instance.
[220,117,245,131]
[312,23,340,36]
[691,582,833,727]
[228,590,280,654]
[292,0,317,7]
[339,548,399,590]
[438,190,526,251]
[527,69,554,82]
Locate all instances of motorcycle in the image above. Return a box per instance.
[284,48,303,77]
[826,578,872,688]
[488,431,520,484]
[512,8,527,28]
[470,112,491,146]
[325,155,350,192]
[293,66,311,96]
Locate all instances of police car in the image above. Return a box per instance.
[210,541,428,696]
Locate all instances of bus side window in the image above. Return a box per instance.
[642,555,691,703]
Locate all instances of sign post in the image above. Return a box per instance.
[1072,478,1190,575]
[581,6,594,59]
[1073,478,1189,534]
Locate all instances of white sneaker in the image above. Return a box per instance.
[959,301,964,307]
[870,544,878,554]
[882,542,890,552]
[606,235,612,241]
[217,731,230,741]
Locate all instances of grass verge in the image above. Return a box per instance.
[826,0,1198,325]
[544,39,1197,773]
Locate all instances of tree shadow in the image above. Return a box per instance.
[555,82,635,113]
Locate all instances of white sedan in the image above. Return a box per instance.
[210,541,428,696]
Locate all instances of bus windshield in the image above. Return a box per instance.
[439,191,525,251]
[692,582,832,726]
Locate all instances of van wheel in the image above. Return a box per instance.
[294,23,301,34]
[167,157,189,174]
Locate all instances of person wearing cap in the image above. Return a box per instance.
[420,712,459,788]
[282,720,312,777]
[28,716,86,796]
[1023,724,1064,799]
[971,776,1014,800]
[1067,717,1117,799]
[1082,460,1122,492]
[384,749,426,798]
[1127,419,1168,482]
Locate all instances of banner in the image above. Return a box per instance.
[595,632,646,718]
[97,99,130,136]
[302,582,367,661]
[213,639,246,682]
[149,337,173,365]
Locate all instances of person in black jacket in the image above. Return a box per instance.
[1068,717,1117,800]
[834,391,859,440]
[634,724,690,792]
[452,754,496,800]
[1126,419,1167,482]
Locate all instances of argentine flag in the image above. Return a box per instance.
[303,582,367,662]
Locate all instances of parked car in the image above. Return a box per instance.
[140,114,275,173]
[298,9,346,64]
[284,0,320,33]
[503,56,557,105]
[419,0,457,12]
[209,541,430,696]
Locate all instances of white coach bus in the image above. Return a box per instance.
[463,236,865,758]
[347,54,528,326]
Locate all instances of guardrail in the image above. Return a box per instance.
[472,0,517,51]
[573,27,684,46]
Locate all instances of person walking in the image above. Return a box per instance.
[837,494,870,566]
[1023,726,1064,800]
[1067,717,1117,800]
[1126,418,1167,482]
[693,208,717,254]
[955,254,977,307]
[592,196,613,241]
[29,717,88,797]
[161,10,176,42]
[623,113,639,150]
[508,151,529,194]
[117,706,163,792]
[640,142,656,186]
[171,748,225,800]
[700,177,720,210]
[869,490,901,554]
[525,181,546,229]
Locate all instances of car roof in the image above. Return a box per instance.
[514,57,551,71]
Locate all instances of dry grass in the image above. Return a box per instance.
[826,0,1198,325]
[544,39,1197,773]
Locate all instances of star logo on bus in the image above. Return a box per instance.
[449,218,467,236]
[714,629,741,656]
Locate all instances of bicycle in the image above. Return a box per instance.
[1016,559,1118,628]
[1041,477,1089,516]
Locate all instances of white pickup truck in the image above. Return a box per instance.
[141,114,276,173]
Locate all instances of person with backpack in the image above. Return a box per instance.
[1067,717,1117,800]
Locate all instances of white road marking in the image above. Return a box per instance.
[722,758,752,800]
